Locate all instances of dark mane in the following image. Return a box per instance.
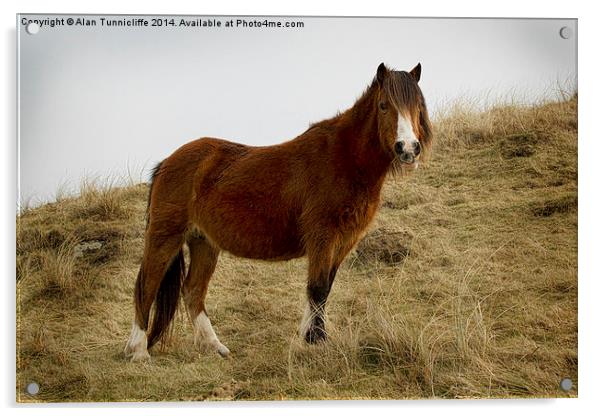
[304,113,341,134]
[384,71,421,112]
[304,76,380,134]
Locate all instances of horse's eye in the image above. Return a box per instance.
[379,101,387,112]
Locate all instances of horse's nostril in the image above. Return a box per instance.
[395,141,404,155]
[414,141,421,156]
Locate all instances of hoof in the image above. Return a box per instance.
[216,343,230,358]
[197,339,230,358]
[127,349,151,362]
[304,326,327,344]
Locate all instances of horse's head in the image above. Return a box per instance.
[374,63,433,169]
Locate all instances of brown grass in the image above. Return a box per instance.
[16,95,577,401]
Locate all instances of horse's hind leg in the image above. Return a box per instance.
[124,231,184,361]
[182,234,229,357]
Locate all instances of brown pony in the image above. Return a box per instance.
[124,63,432,361]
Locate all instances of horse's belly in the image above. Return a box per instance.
[198,206,305,261]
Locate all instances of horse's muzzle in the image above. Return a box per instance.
[395,140,421,164]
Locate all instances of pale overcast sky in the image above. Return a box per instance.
[18,16,576,205]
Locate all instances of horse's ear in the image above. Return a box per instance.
[410,63,422,82]
[376,63,388,86]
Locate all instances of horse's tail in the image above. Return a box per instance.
[138,159,185,349]
[146,249,185,349]
[144,160,163,228]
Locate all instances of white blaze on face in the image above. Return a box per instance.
[396,112,419,153]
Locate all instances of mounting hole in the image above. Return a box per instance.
[26,22,40,35]
[559,26,573,40]
[560,378,573,391]
[26,382,39,395]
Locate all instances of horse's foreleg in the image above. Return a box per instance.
[299,240,337,343]
[182,235,229,357]
[300,266,339,343]
[300,239,358,343]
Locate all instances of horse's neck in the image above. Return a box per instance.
[337,88,391,191]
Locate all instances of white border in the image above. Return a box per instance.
[3,1,600,416]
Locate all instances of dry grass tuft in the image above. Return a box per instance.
[351,228,413,267]
[73,179,136,221]
[499,133,539,159]
[16,95,577,401]
[37,236,84,296]
[531,195,578,217]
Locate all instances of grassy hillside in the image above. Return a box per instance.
[16,95,577,401]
